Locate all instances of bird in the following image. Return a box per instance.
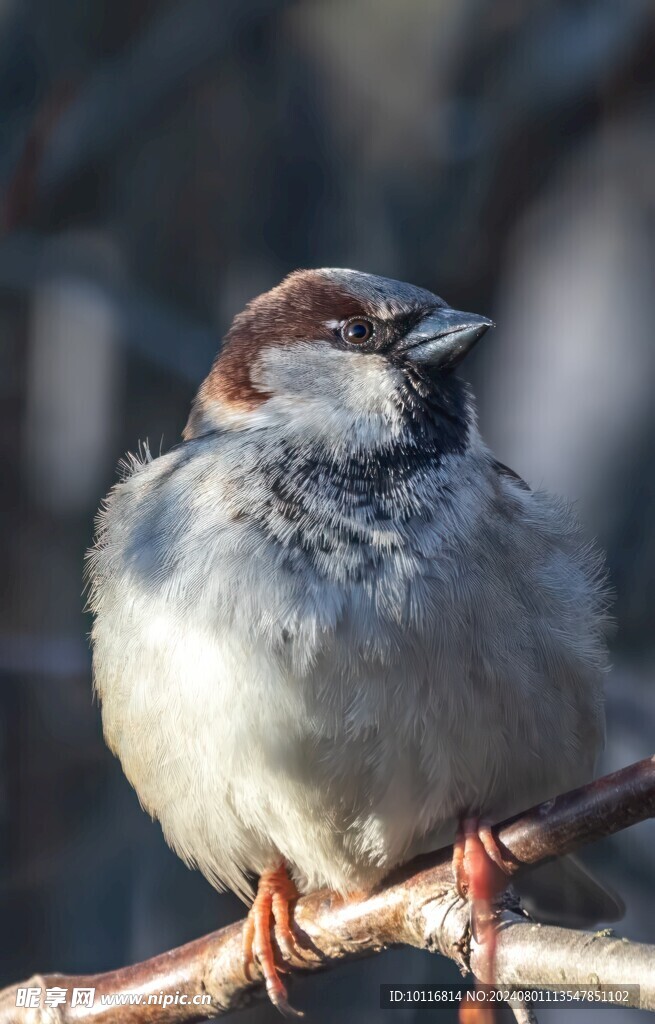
[87,268,620,1011]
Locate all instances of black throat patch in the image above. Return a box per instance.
[252,374,472,580]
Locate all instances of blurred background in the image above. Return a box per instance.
[1,0,654,1021]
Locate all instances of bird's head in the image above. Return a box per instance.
[184,268,492,455]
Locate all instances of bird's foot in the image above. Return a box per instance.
[243,862,304,1017]
[453,817,508,903]
[453,818,510,1024]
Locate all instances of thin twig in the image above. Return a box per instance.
[509,1003,539,1024]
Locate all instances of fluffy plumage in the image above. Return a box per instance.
[88,268,611,910]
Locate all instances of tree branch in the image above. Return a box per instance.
[2,755,654,1022]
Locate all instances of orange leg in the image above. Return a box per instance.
[454,818,509,1024]
[242,862,304,1016]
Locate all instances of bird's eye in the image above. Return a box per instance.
[341,317,374,344]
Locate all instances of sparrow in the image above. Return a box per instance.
[88,268,620,1010]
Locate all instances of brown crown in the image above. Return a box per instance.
[183,270,365,437]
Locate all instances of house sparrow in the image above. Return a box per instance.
[88,268,619,1010]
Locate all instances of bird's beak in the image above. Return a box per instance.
[397,307,493,370]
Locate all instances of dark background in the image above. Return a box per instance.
[1,1,654,1022]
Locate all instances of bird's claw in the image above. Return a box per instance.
[453,817,508,901]
[242,862,305,1016]
[453,817,511,1022]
